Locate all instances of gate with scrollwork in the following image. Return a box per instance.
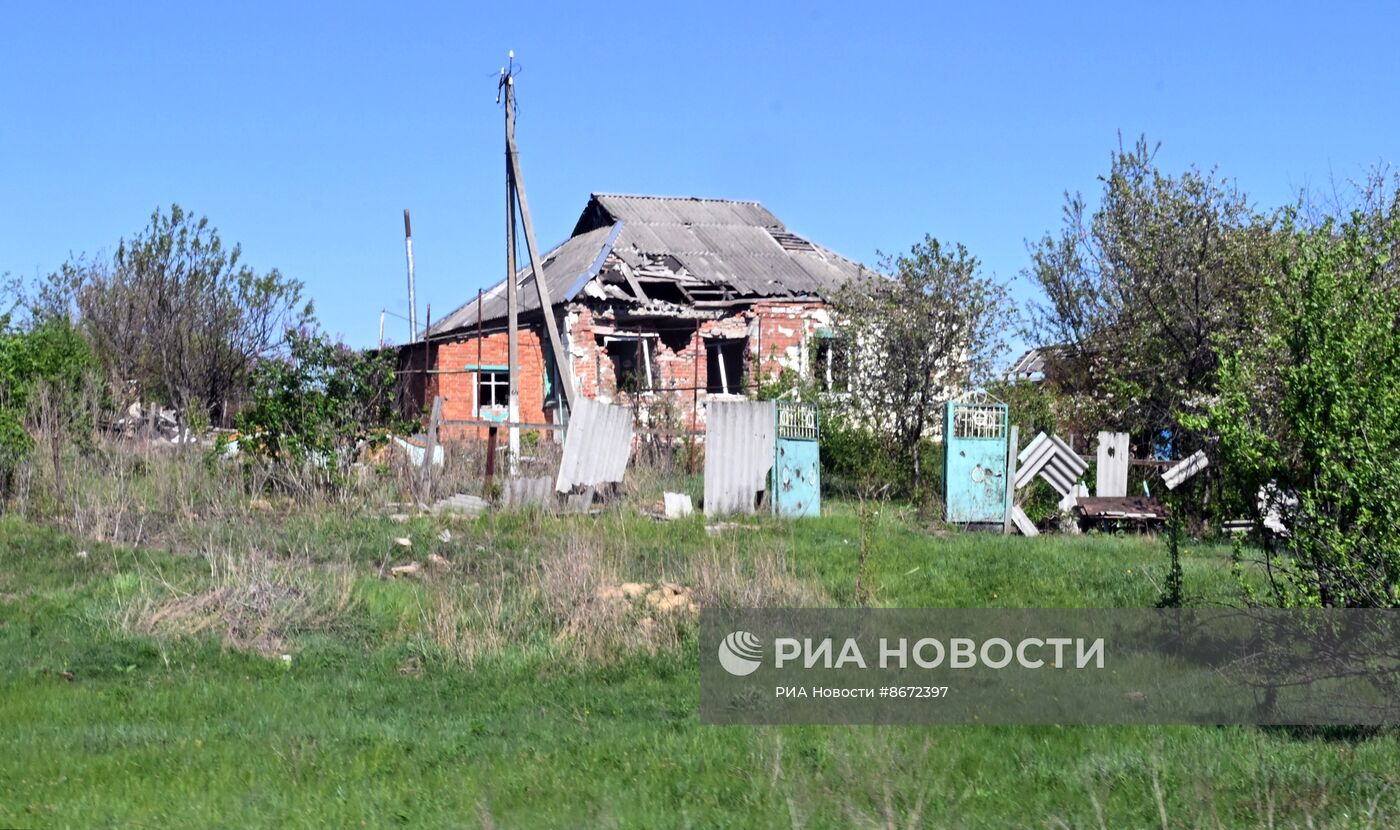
[772,401,821,518]
[942,399,1009,523]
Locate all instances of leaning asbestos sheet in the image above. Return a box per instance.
[1162,449,1209,490]
[704,400,776,516]
[556,397,635,492]
[1014,432,1087,495]
[1010,505,1039,537]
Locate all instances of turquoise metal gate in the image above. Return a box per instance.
[772,402,820,518]
[943,398,1009,523]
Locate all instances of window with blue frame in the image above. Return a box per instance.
[542,348,564,412]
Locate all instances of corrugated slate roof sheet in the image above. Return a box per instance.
[428,224,618,337]
[595,194,869,297]
[1015,432,1088,496]
[426,193,872,338]
[1163,449,1209,490]
[588,193,783,228]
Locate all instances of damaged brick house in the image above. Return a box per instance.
[399,193,873,438]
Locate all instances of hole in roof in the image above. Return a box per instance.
[767,229,816,253]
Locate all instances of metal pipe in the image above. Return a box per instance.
[484,426,498,495]
[403,209,417,341]
[477,287,485,441]
[689,319,700,474]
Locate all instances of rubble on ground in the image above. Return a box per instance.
[663,492,694,519]
[432,494,489,515]
[503,476,553,507]
[593,580,698,615]
[108,402,186,442]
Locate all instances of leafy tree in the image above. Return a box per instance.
[1027,136,1277,458]
[831,236,1015,495]
[1193,202,1400,608]
[236,330,408,488]
[43,205,313,428]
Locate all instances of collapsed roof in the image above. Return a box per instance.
[427,193,873,338]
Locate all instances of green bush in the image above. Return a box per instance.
[1194,206,1400,607]
[235,330,410,488]
[0,316,97,500]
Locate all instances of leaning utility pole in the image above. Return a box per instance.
[501,56,521,467]
[403,209,418,341]
[499,53,576,420]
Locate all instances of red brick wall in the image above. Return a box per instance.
[752,300,830,381]
[566,307,604,399]
[416,300,831,439]
[430,330,550,441]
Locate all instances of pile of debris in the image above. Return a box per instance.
[107,402,195,443]
[595,581,699,616]
[1010,432,1213,536]
[431,493,490,516]
[1074,496,1170,528]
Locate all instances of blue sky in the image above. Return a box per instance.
[3,1,1397,349]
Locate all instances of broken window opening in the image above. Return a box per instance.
[706,338,748,395]
[542,347,564,413]
[605,336,658,394]
[767,229,818,253]
[815,338,850,393]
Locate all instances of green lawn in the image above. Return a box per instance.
[2,507,1397,828]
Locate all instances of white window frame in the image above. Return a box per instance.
[473,368,509,417]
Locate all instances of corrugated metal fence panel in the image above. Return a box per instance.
[704,400,776,516]
[555,397,635,492]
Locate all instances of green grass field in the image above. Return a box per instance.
[2,505,1398,828]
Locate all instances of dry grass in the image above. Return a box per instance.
[16,425,826,668]
[13,428,427,549]
[690,540,825,609]
[122,543,356,655]
[414,516,826,667]
[766,730,934,830]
